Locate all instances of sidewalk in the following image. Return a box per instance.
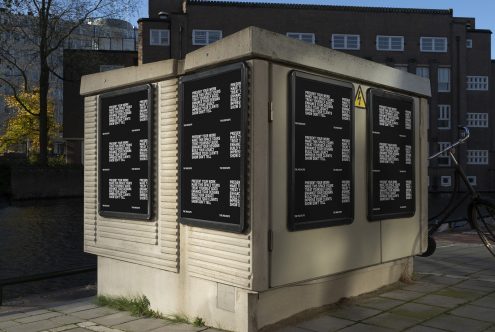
[1,234,494,332]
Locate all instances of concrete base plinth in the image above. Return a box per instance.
[97,256,412,332]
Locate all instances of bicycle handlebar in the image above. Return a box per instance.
[428,126,470,160]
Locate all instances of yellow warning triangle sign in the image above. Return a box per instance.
[355,85,366,109]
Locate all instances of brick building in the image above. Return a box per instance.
[138,0,495,191]
[63,49,137,164]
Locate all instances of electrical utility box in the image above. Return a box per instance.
[81,27,430,332]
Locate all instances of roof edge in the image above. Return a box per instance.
[468,29,492,34]
[186,0,452,15]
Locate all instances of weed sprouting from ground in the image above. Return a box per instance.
[96,295,207,327]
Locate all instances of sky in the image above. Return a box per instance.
[129,0,495,58]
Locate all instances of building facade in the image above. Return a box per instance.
[139,0,495,192]
[0,13,137,161]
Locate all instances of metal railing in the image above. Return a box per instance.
[0,265,96,305]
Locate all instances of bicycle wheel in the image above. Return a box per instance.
[469,199,495,257]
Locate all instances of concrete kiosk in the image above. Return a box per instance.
[81,27,430,332]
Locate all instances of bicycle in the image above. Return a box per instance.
[421,126,495,257]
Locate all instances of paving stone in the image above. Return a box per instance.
[113,318,169,332]
[0,313,32,323]
[61,329,93,332]
[421,275,463,286]
[49,299,95,312]
[84,325,124,332]
[422,313,491,332]
[379,289,423,301]
[0,320,20,329]
[455,279,495,292]
[47,324,79,332]
[413,294,468,308]
[76,323,96,328]
[327,306,381,321]
[148,324,207,332]
[70,308,119,320]
[16,312,62,324]
[471,296,495,309]
[91,312,139,327]
[3,319,61,332]
[337,323,392,331]
[55,304,99,315]
[434,287,485,301]
[363,312,421,330]
[450,304,495,323]
[402,282,446,293]
[359,298,404,311]
[49,315,85,326]
[296,315,354,331]
[403,325,446,332]
[272,327,310,332]
[390,303,445,321]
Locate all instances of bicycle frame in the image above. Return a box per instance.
[428,127,479,235]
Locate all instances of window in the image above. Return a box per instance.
[123,38,136,51]
[440,176,451,187]
[437,105,451,129]
[331,34,360,50]
[467,76,488,91]
[286,32,315,44]
[466,39,473,48]
[467,150,489,165]
[395,64,408,72]
[376,35,404,51]
[420,37,448,52]
[416,66,429,79]
[98,37,110,50]
[467,176,477,186]
[150,29,169,46]
[467,113,488,127]
[53,142,65,155]
[192,30,222,45]
[438,67,451,92]
[437,142,451,166]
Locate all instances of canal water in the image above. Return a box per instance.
[0,198,96,301]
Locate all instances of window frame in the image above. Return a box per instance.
[420,37,448,52]
[331,34,360,50]
[467,150,489,165]
[437,142,451,166]
[466,112,489,128]
[286,32,315,44]
[438,67,451,92]
[416,66,430,79]
[466,76,489,91]
[149,29,170,46]
[437,105,451,130]
[440,176,452,187]
[376,35,404,51]
[192,29,223,46]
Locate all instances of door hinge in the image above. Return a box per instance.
[268,101,273,122]
[268,229,273,252]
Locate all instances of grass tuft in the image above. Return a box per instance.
[193,316,206,327]
[96,295,160,318]
[96,295,207,327]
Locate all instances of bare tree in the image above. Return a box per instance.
[0,0,138,165]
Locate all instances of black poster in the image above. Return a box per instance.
[179,63,247,233]
[288,71,354,231]
[98,85,152,220]
[367,89,415,221]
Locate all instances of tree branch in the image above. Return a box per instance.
[0,78,39,116]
